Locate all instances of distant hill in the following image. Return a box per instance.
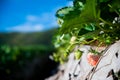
[0,28,57,46]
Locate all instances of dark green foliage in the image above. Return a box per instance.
[0,45,54,64]
[0,29,56,46]
[0,29,56,78]
[53,0,120,63]
[0,45,55,80]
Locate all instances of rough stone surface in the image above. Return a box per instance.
[46,40,120,80]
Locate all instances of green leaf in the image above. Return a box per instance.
[80,0,97,19]
[99,0,110,2]
[56,7,74,18]
[66,44,76,53]
[110,0,120,9]
[59,0,98,34]
[74,50,83,60]
[73,0,84,9]
[89,48,100,55]
[84,23,95,31]
[79,30,100,40]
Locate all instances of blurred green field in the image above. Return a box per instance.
[0,45,54,64]
[0,29,58,80]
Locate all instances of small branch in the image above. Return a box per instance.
[95,55,113,73]
[108,4,120,16]
[87,45,111,80]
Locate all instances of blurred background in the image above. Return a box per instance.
[0,0,72,80]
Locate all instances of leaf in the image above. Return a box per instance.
[79,30,100,40]
[59,0,98,34]
[56,7,74,19]
[66,44,76,53]
[110,0,120,9]
[84,23,95,31]
[99,0,110,2]
[73,0,84,9]
[74,50,83,60]
[80,0,97,19]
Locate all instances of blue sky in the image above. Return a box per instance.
[0,0,73,32]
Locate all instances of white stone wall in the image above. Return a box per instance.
[46,40,120,80]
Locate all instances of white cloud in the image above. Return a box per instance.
[4,1,74,32]
[6,13,57,32]
[6,23,44,32]
[6,6,62,32]
[6,14,52,32]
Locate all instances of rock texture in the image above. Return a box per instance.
[46,40,120,80]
